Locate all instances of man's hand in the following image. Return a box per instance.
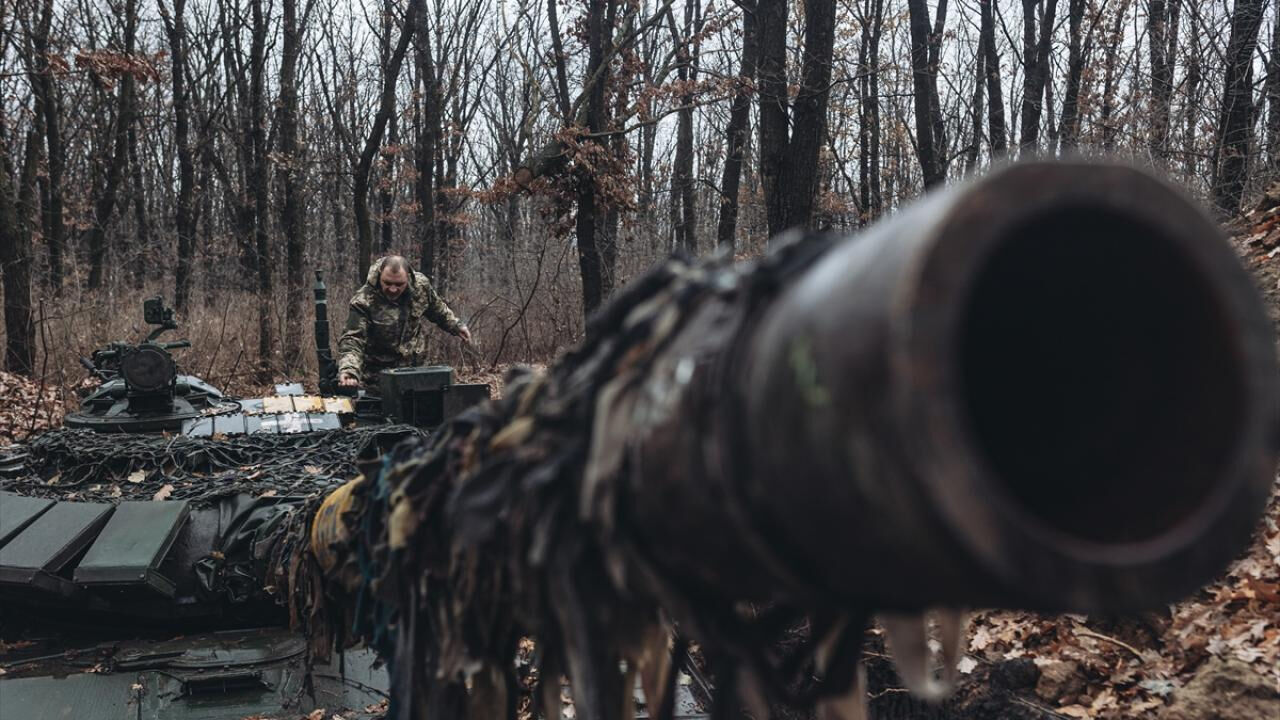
[458,325,473,344]
[339,372,360,388]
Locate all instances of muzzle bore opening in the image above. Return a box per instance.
[957,206,1246,545]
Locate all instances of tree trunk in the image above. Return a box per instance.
[547,0,573,120]
[86,0,139,290]
[1100,2,1129,152]
[1058,0,1087,152]
[29,0,65,291]
[1265,1,1280,169]
[1018,0,1058,155]
[1148,0,1178,166]
[280,0,308,372]
[0,132,35,375]
[356,0,422,283]
[1213,0,1266,216]
[757,0,789,233]
[249,0,275,377]
[979,0,1007,158]
[1183,7,1203,179]
[927,0,949,170]
[574,0,615,316]
[866,0,884,215]
[758,0,838,235]
[415,2,439,279]
[906,0,946,187]
[160,0,197,312]
[381,115,397,253]
[127,119,150,289]
[966,24,986,174]
[380,8,397,255]
[717,0,759,250]
[670,0,700,255]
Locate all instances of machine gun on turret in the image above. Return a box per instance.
[67,296,229,432]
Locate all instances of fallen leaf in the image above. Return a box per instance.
[152,484,174,501]
[1139,679,1176,697]
[127,470,146,484]
[1057,704,1090,718]
[970,626,993,652]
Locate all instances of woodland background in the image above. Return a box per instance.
[1,0,1279,390]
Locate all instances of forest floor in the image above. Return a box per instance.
[2,219,1279,720]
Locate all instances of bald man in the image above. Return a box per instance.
[337,256,472,388]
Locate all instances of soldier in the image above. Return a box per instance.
[337,256,472,388]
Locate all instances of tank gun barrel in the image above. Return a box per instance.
[294,162,1277,716]
[617,161,1277,614]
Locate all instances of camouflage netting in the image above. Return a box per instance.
[0,425,424,505]
[270,242,868,720]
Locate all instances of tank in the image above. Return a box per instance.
[1,162,1274,720]
[0,292,500,719]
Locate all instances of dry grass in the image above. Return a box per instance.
[0,245,593,407]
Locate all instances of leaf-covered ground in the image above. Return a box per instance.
[949,482,1279,719]
[0,371,63,446]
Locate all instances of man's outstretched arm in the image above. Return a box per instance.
[336,304,370,385]
[421,279,472,343]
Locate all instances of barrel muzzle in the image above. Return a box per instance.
[735,162,1277,612]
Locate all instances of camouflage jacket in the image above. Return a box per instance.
[337,260,463,382]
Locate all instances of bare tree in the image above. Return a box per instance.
[1019,0,1058,154]
[907,0,948,186]
[669,0,702,255]
[1099,1,1132,152]
[85,0,139,289]
[23,0,66,289]
[1183,3,1204,178]
[414,0,440,280]
[280,0,314,370]
[159,0,198,312]
[574,0,617,312]
[858,0,885,218]
[1212,0,1265,215]
[716,0,759,250]
[980,0,1008,157]
[1264,1,1280,169]
[758,0,838,234]
[1058,0,1090,152]
[355,0,421,282]
[1148,0,1180,165]
[0,131,36,375]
